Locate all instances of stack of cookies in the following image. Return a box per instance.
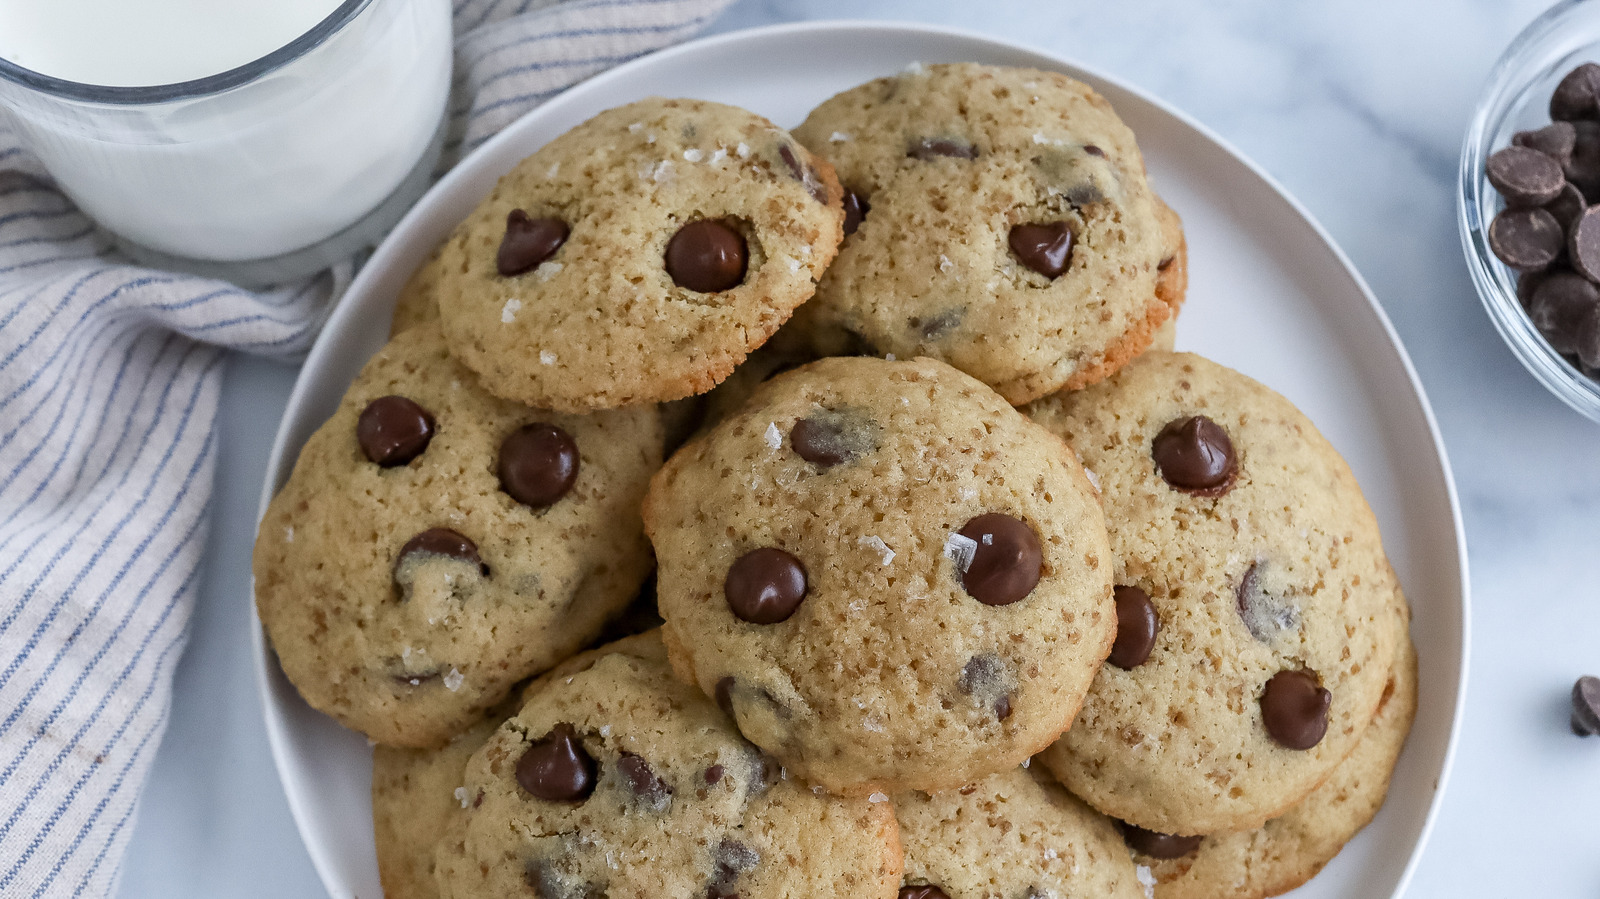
[254,63,1415,899]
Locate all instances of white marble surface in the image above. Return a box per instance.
[117,0,1600,896]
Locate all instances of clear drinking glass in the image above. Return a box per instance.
[0,0,452,286]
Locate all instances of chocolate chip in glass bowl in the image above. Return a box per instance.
[357,396,435,467]
[1573,676,1600,736]
[1569,206,1600,282]
[1551,62,1600,122]
[497,210,569,277]
[1486,146,1566,207]
[725,548,807,624]
[1565,121,1600,200]
[1576,306,1600,371]
[1545,181,1587,231]
[1488,207,1565,272]
[1260,669,1331,751]
[1529,271,1600,354]
[665,219,748,292]
[1515,121,1578,167]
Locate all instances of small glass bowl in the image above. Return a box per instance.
[1459,0,1600,423]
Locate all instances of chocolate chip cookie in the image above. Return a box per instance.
[432,631,904,899]
[1025,351,1403,835]
[787,63,1186,404]
[894,767,1144,899]
[254,323,663,748]
[643,356,1115,795]
[1136,616,1416,899]
[432,97,844,412]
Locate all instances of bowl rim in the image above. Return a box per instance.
[1457,0,1600,424]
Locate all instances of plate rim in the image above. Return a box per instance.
[251,18,1471,898]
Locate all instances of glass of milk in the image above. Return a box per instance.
[0,0,452,286]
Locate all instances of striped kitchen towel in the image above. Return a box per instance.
[0,0,733,895]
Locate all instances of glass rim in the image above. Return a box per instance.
[0,0,374,105]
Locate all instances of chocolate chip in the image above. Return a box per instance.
[498,423,579,509]
[395,528,485,581]
[1515,121,1578,167]
[908,137,977,160]
[1571,206,1600,283]
[516,724,596,802]
[958,653,1013,719]
[1529,271,1600,354]
[790,410,873,468]
[725,548,807,624]
[704,764,724,785]
[497,210,568,277]
[1490,207,1566,273]
[1120,822,1203,859]
[911,308,963,340]
[842,190,870,235]
[524,861,598,899]
[1260,670,1331,751]
[1487,146,1566,207]
[899,887,951,899]
[778,144,827,204]
[1518,270,1549,310]
[1235,562,1301,645]
[391,669,440,687]
[617,752,671,809]
[1573,676,1600,736]
[666,219,747,292]
[1009,222,1074,278]
[1577,306,1600,369]
[1547,181,1587,230]
[707,838,759,898]
[1108,585,1159,670]
[1552,63,1600,121]
[1083,145,1105,157]
[1566,121,1600,199]
[356,396,435,466]
[956,513,1043,606]
[1151,415,1237,496]
[714,676,737,717]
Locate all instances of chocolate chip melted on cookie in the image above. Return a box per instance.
[517,724,597,801]
[1151,415,1237,496]
[497,209,569,277]
[357,395,435,466]
[842,189,870,235]
[616,752,671,811]
[790,409,875,468]
[956,513,1043,606]
[1010,222,1075,278]
[1235,562,1301,644]
[778,143,827,204]
[395,528,485,578]
[957,653,1014,720]
[1120,822,1203,859]
[725,548,808,624]
[666,219,748,292]
[707,838,760,899]
[899,887,951,899]
[908,137,978,160]
[1260,670,1331,751]
[498,423,579,509]
[1108,585,1159,669]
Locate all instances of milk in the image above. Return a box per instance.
[0,0,344,87]
[0,0,453,278]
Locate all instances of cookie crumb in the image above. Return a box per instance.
[944,533,979,574]
[764,422,781,449]
[500,298,522,323]
[858,535,895,566]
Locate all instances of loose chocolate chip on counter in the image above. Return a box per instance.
[1529,271,1600,354]
[956,513,1044,606]
[1573,676,1600,736]
[1260,670,1331,751]
[498,423,579,509]
[1120,822,1203,859]
[778,144,827,204]
[357,396,435,466]
[1009,222,1074,278]
[1516,121,1579,167]
[497,210,569,277]
[1546,181,1588,231]
[725,548,808,624]
[516,723,597,802]
[395,528,485,578]
[908,137,978,160]
[1487,146,1566,207]
[842,190,870,235]
[1151,415,1237,496]
[1577,307,1600,370]
[1108,585,1159,670]
[666,219,748,292]
[1488,207,1565,273]
[1570,206,1600,282]
[1552,63,1600,121]
[1566,121,1600,199]
[899,887,952,899]
[617,752,671,809]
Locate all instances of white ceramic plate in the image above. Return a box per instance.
[254,21,1469,899]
